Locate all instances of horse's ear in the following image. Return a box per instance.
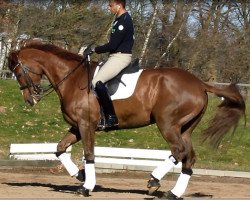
[7,50,19,71]
[19,39,29,48]
[9,50,18,58]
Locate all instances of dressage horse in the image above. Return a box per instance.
[8,40,245,199]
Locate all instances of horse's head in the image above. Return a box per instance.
[8,50,44,106]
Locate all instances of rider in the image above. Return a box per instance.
[90,0,134,129]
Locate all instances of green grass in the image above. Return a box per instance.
[0,79,249,171]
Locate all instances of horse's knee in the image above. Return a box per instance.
[55,141,69,157]
[56,130,80,156]
[57,140,68,152]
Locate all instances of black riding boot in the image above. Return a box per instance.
[95,81,118,129]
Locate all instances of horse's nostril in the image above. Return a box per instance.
[26,96,34,106]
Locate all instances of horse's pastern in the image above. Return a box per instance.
[147,178,161,195]
[161,191,183,199]
[76,186,90,197]
[76,169,85,182]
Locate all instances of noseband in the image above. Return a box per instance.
[13,61,43,101]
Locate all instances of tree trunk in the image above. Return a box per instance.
[139,4,158,65]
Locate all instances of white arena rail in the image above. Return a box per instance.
[8,144,250,178]
[9,143,72,161]
[85,146,182,172]
[9,143,181,171]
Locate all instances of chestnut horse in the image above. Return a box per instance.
[8,40,245,199]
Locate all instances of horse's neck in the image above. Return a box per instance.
[43,58,80,85]
[41,57,97,99]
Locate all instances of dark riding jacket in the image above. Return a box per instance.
[95,12,134,54]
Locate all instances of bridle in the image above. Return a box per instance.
[13,60,44,102]
[12,52,92,102]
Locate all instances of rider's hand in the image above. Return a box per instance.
[83,45,95,57]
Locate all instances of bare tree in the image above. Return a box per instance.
[139,3,158,65]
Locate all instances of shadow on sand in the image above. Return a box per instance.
[3,182,213,199]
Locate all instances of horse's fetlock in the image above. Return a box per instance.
[84,153,95,161]
[55,151,65,157]
[182,168,193,176]
[85,159,95,164]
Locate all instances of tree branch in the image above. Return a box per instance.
[154,22,183,69]
[139,4,158,66]
[154,5,193,69]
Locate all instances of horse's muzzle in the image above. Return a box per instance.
[25,95,40,106]
[26,95,35,106]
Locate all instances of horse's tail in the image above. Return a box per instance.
[202,83,246,148]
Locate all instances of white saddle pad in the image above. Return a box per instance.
[94,67,143,100]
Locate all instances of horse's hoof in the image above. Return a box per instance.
[76,186,90,197]
[76,169,85,182]
[161,191,183,199]
[147,179,161,195]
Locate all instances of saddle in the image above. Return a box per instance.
[104,58,140,96]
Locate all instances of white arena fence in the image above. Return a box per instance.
[9,143,182,173]
[10,143,72,161]
[9,143,250,178]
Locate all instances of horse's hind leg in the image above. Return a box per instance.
[55,127,85,182]
[148,106,204,197]
[163,112,203,199]
[147,124,185,195]
[164,135,195,199]
[147,150,180,195]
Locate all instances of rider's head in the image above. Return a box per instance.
[108,0,126,16]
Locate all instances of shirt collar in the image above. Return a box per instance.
[116,12,127,20]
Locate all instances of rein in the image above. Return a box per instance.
[42,55,90,98]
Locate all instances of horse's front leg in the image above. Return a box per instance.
[55,127,85,181]
[78,118,97,197]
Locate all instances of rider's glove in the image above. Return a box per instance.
[83,46,95,57]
